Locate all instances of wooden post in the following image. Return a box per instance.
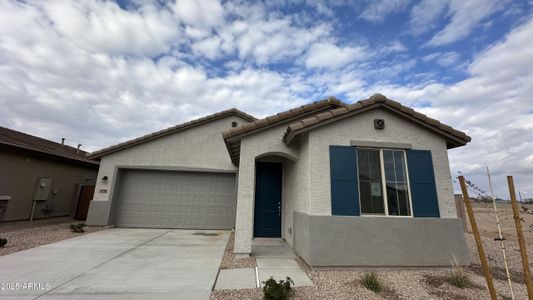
[455,194,468,232]
[507,176,533,299]
[459,176,497,300]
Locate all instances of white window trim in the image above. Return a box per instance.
[357,147,413,218]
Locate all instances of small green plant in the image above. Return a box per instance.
[262,276,294,300]
[0,238,7,247]
[447,258,471,288]
[361,271,382,293]
[70,223,86,233]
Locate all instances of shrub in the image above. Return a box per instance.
[262,276,294,300]
[70,223,86,233]
[0,238,7,247]
[361,271,382,293]
[447,263,471,288]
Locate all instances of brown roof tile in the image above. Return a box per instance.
[283,93,471,148]
[0,126,98,166]
[222,97,345,140]
[89,108,256,158]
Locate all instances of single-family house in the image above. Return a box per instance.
[0,126,99,221]
[86,94,471,267]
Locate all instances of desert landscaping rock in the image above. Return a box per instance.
[211,202,533,299]
[0,217,103,256]
[219,232,257,269]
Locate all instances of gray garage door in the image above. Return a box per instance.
[114,169,236,229]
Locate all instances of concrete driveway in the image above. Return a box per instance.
[0,228,230,299]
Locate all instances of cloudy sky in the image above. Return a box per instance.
[1,0,532,199]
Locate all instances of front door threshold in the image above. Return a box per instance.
[251,239,296,259]
[252,237,285,247]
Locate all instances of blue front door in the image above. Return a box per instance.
[254,162,282,237]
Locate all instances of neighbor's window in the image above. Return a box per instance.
[357,148,412,216]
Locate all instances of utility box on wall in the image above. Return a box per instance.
[33,177,52,201]
[0,196,10,221]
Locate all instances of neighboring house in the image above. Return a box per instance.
[0,126,99,222]
[86,94,471,267]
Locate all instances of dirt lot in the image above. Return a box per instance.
[467,202,533,243]
[0,217,103,256]
[212,202,533,300]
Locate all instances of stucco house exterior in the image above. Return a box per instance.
[86,94,471,267]
[0,126,99,222]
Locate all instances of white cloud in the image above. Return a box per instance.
[359,0,411,23]
[191,36,223,59]
[378,40,408,55]
[426,0,504,46]
[0,0,308,150]
[176,1,333,64]
[174,0,224,28]
[305,42,367,69]
[42,1,180,57]
[422,51,460,67]
[408,0,449,36]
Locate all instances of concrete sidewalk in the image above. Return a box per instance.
[253,240,313,287]
[214,238,313,290]
[0,228,230,300]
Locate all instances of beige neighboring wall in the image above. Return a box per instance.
[86,115,248,225]
[308,107,457,218]
[0,150,97,221]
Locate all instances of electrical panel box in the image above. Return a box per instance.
[33,177,52,201]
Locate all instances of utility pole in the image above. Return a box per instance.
[487,167,514,299]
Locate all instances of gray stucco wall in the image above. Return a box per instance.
[294,212,468,267]
[308,108,457,218]
[0,150,97,221]
[86,115,249,226]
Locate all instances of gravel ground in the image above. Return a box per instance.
[212,233,533,299]
[219,231,257,269]
[0,217,103,256]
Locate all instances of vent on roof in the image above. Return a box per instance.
[231,121,238,128]
[374,119,385,129]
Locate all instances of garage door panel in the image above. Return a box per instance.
[114,170,236,229]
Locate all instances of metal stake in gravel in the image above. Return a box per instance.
[507,176,533,300]
[487,167,515,300]
[459,176,497,300]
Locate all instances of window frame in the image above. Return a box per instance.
[357,147,414,218]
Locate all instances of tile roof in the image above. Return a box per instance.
[283,93,472,148]
[0,126,99,166]
[223,97,346,165]
[222,97,345,140]
[89,108,256,159]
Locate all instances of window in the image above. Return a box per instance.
[357,148,412,216]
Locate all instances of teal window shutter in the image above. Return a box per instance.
[406,149,440,217]
[329,146,360,216]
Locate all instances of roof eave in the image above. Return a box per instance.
[284,101,471,148]
[89,109,255,159]
[222,102,345,143]
[0,142,99,167]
